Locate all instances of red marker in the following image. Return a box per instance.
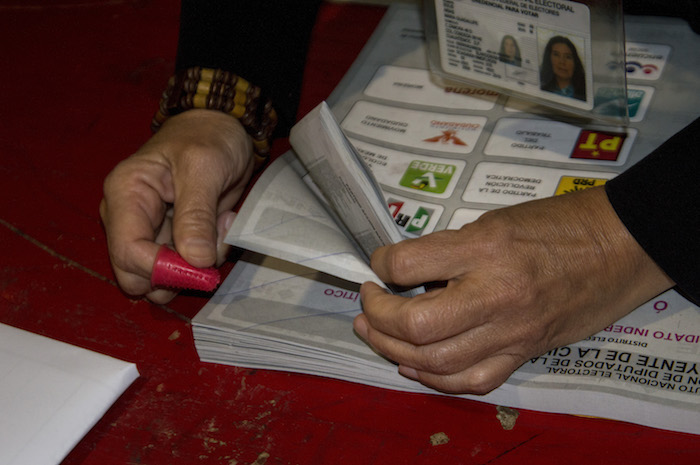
[151,245,221,292]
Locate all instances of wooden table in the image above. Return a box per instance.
[1,1,697,463]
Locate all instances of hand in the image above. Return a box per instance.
[100,109,254,303]
[355,186,674,394]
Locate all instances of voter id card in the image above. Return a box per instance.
[425,0,628,123]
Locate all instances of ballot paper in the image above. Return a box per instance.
[225,148,383,288]
[0,323,139,465]
[197,4,700,434]
[228,102,423,297]
[194,250,700,434]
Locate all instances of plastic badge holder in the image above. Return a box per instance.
[425,0,629,124]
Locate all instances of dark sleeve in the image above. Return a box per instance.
[623,0,700,33]
[605,118,700,304]
[175,0,322,135]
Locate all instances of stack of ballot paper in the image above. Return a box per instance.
[193,3,700,435]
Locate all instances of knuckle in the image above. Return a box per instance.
[109,242,134,273]
[470,211,518,257]
[112,267,149,297]
[120,281,147,298]
[102,163,126,194]
[421,346,455,375]
[402,305,434,344]
[98,198,108,222]
[423,368,500,395]
[463,368,500,395]
[381,242,417,284]
[103,158,163,200]
[177,204,216,232]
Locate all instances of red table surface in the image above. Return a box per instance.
[0,1,697,464]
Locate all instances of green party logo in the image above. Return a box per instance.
[399,160,456,194]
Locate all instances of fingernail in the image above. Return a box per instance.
[353,315,368,339]
[217,211,237,247]
[182,238,215,263]
[223,211,236,232]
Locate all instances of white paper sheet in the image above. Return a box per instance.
[0,323,139,465]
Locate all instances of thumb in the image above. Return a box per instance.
[171,176,220,268]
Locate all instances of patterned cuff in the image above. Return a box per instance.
[151,67,278,168]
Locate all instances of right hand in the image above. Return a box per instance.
[100,109,255,303]
[356,186,674,394]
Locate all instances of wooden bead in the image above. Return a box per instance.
[152,67,277,167]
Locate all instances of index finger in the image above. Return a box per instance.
[101,163,170,280]
[370,229,471,288]
[360,281,474,346]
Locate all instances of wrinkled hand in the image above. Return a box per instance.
[100,110,254,303]
[355,187,674,395]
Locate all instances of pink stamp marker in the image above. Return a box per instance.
[151,245,221,292]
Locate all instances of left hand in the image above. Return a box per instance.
[99,109,254,303]
[354,187,673,394]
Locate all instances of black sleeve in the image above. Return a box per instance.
[175,0,322,135]
[623,0,700,33]
[605,118,700,304]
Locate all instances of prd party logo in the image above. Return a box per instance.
[555,176,608,196]
[571,130,627,161]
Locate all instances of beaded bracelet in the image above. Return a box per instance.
[151,67,278,168]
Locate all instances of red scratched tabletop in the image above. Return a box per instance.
[0,1,697,464]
